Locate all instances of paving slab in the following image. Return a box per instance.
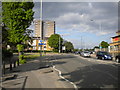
[2,55,74,89]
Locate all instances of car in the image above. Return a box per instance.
[90,51,95,54]
[75,51,81,54]
[81,51,91,57]
[96,51,112,60]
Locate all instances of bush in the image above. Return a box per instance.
[12,50,18,53]
[19,55,24,60]
[2,49,13,59]
[17,44,24,52]
[23,50,53,53]
[19,59,26,64]
[53,49,59,52]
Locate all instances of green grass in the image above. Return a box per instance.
[13,52,47,61]
[24,54,40,60]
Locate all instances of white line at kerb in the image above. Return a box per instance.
[53,66,78,90]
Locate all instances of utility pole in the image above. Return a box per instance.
[59,36,60,53]
[81,36,82,51]
[40,0,43,56]
[91,20,102,51]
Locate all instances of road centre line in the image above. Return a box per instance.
[52,65,78,90]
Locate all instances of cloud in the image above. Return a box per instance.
[33,2,40,19]
[30,2,118,48]
[42,2,118,36]
[88,2,93,8]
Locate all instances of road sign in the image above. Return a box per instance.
[62,46,66,50]
[40,40,43,42]
[39,43,46,45]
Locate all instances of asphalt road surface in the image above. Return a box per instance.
[48,54,119,89]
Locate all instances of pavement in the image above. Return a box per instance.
[1,53,74,89]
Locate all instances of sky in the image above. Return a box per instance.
[28,1,118,49]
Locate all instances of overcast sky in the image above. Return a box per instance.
[29,1,118,49]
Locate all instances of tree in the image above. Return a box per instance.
[2,2,34,44]
[93,46,99,50]
[73,49,79,52]
[2,2,34,62]
[23,29,33,50]
[64,41,74,53]
[48,34,63,52]
[100,41,109,48]
[2,25,8,46]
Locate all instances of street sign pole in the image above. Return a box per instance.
[39,40,43,57]
[59,36,60,53]
[40,45,42,56]
[40,0,42,57]
[39,42,46,56]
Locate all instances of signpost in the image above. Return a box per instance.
[39,42,46,45]
[62,46,65,53]
[39,40,45,56]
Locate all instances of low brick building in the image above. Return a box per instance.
[109,30,120,58]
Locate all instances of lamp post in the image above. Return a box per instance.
[81,36,82,51]
[40,0,43,56]
[59,36,60,53]
[59,35,63,53]
[91,20,102,51]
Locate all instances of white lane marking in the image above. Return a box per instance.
[53,66,78,90]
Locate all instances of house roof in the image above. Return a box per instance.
[111,35,120,38]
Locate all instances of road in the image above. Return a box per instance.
[49,54,119,89]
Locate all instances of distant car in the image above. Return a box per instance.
[75,51,81,54]
[90,51,95,54]
[81,51,91,57]
[96,51,112,60]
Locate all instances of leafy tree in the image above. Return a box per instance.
[100,41,109,48]
[73,49,79,52]
[48,34,63,52]
[2,25,8,46]
[2,2,34,44]
[93,46,99,50]
[64,41,74,53]
[23,29,33,49]
[2,2,34,61]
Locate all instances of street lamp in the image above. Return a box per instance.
[90,20,102,31]
[40,0,43,56]
[59,35,63,53]
[59,36,60,53]
[90,20,102,51]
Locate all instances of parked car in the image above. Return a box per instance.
[75,51,81,54]
[90,51,95,54]
[81,51,91,57]
[96,51,112,60]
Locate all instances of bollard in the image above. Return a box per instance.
[10,61,12,71]
[14,61,16,68]
[17,59,19,66]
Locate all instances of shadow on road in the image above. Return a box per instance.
[61,64,118,88]
[47,54,76,60]
[5,54,71,74]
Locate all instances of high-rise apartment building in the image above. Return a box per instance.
[34,20,55,39]
[32,20,55,50]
